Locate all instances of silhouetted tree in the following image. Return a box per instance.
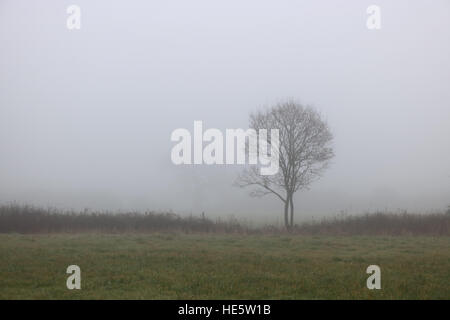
[236,101,334,229]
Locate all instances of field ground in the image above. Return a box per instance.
[0,234,448,299]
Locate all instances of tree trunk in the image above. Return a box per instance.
[289,194,294,228]
[284,199,289,229]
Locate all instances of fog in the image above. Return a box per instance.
[1,0,449,224]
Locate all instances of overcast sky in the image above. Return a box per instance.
[1,0,449,224]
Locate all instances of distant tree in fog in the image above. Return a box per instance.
[235,101,334,230]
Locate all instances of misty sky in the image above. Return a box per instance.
[1,0,449,224]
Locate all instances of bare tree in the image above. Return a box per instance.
[235,101,334,229]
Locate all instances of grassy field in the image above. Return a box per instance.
[0,233,448,299]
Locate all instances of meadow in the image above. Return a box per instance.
[0,233,448,299]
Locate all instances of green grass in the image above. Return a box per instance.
[0,234,448,299]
